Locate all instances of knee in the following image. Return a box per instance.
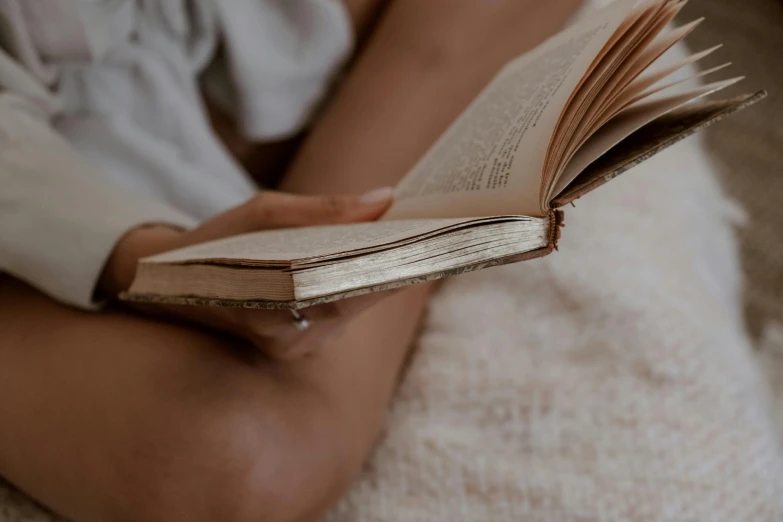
[127,385,364,522]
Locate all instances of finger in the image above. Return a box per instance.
[182,188,394,244]
[241,188,394,230]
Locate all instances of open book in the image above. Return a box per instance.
[124,0,766,309]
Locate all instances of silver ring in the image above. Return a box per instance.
[290,309,311,331]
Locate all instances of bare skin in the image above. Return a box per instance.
[0,1,584,521]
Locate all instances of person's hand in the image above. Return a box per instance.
[99,188,396,359]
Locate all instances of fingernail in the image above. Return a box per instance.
[359,186,394,205]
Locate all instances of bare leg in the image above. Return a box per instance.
[281,0,584,195]
[0,2,583,522]
[0,276,428,522]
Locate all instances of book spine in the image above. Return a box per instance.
[549,209,566,251]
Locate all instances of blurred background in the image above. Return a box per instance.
[681,2,782,332]
[680,0,783,420]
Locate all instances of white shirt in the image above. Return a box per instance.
[0,0,353,307]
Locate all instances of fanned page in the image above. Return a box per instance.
[552,76,742,195]
[546,8,700,186]
[543,0,683,198]
[540,1,756,201]
[383,0,638,220]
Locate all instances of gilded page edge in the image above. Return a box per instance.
[120,212,565,310]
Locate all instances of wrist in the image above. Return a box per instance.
[99,224,184,298]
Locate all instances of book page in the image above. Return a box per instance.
[550,53,727,189]
[383,0,638,220]
[550,15,701,182]
[623,61,730,107]
[597,11,698,111]
[544,0,669,184]
[566,60,732,164]
[609,44,722,109]
[570,17,703,146]
[143,218,494,265]
[551,76,743,197]
[628,43,720,90]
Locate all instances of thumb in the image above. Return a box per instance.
[184,187,394,243]
[248,187,395,229]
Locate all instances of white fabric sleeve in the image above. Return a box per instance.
[202,0,354,140]
[0,94,198,309]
